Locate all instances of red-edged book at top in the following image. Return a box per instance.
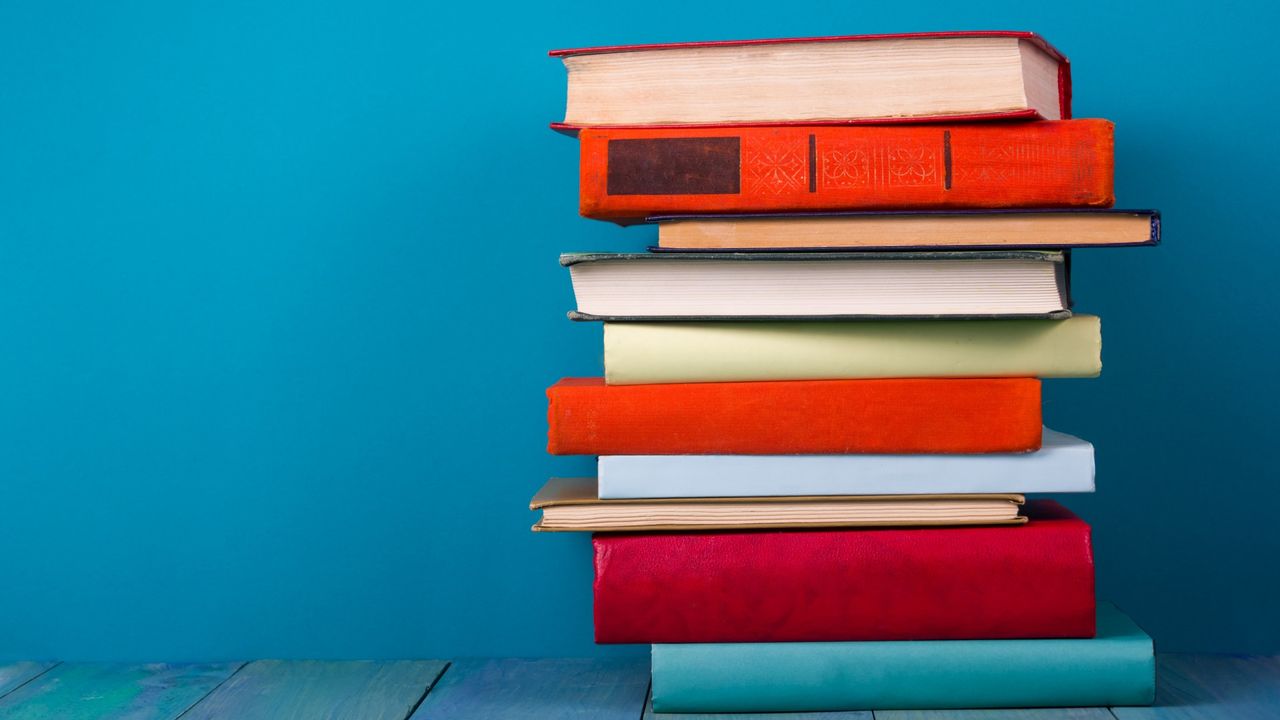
[592,500,1095,644]
[551,31,1071,131]
[578,120,1114,221]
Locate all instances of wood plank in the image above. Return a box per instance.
[875,709,1114,719]
[410,658,649,720]
[645,688,872,719]
[0,662,241,720]
[0,664,56,701]
[1112,653,1280,720]
[181,659,446,720]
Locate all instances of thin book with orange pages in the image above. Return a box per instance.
[545,377,1043,455]
[576,120,1114,222]
[651,209,1160,251]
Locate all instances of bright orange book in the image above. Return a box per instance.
[546,377,1042,455]
[578,120,1114,222]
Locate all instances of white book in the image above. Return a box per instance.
[555,33,1066,127]
[597,428,1094,499]
[563,251,1070,320]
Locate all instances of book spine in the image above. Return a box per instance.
[603,316,1102,384]
[579,120,1114,221]
[650,606,1153,713]
[596,431,1095,498]
[546,377,1042,455]
[593,501,1095,644]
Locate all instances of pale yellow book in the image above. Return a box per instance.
[604,315,1100,385]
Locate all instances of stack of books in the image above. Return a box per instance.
[534,31,1160,713]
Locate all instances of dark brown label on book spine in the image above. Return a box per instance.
[606,138,741,195]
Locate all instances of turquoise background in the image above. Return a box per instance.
[1,1,1276,661]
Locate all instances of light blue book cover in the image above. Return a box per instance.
[651,603,1154,713]
[600,427,1093,499]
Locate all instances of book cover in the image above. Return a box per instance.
[597,428,1094,498]
[592,500,1095,644]
[547,377,1043,455]
[577,120,1113,222]
[650,603,1154,712]
[603,315,1100,384]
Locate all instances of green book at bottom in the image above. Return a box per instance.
[651,603,1154,713]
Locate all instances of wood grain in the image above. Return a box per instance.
[646,688,872,719]
[410,658,649,720]
[1112,653,1280,720]
[181,660,446,720]
[0,652,1270,719]
[0,664,55,701]
[875,708,1116,719]
[0,662,240,720]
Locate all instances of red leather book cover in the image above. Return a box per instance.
[551,31,1072,133]
[593,500,1095,643]
[546,377,1042,455]
[578,120,1114,222]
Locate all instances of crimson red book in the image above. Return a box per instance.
[578,120,1114,221]
[592,501,1095,643]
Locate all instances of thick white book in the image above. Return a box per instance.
[563,251,1070,320]
[597,428,1093,499]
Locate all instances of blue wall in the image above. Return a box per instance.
[1,1,1276,660]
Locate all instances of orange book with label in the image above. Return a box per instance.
[578,120,1113,222]
[546,377,1042,455]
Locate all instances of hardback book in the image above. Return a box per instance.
[546,377,1042,455]
[650,603,1155,712]
[551,32,1071,130]
[530,477,1025,532]
[597,428,1094,499]
[653,209,1161,251]
[575,121,1113,222]
[603,315,1100,384]
[563,251,1071,320]
[593,500,1094,644]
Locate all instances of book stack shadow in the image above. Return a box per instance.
[534,31,1161,713]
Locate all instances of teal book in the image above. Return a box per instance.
[650,603,1154,713]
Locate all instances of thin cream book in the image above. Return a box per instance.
[530,478,1026,532]
[604,315,1100,384]
[655,211,1160,250]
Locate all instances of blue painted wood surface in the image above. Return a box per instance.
[180,659,446,720]
[0,664,55,701]
[0,654,1273,719]
[1112,653,1280,720]
[410,658,649,720]
[0,662,241,720]
[875,708,1116,719]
